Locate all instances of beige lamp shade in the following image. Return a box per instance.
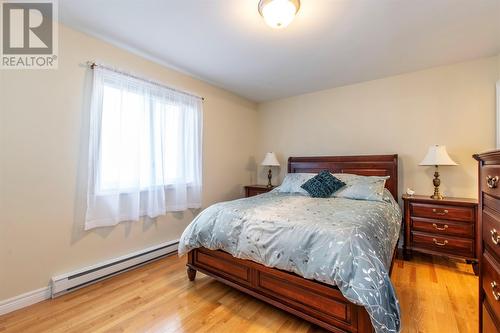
[261,152,280,166]
[419,145,458,166]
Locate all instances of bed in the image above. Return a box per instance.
[179,155,401,333]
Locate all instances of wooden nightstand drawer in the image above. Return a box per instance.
[410,202,474,222]
[411,231,474,258]
[244,185,275,198]
[483,208,500,259]
[411,217,474,238]
[403,195,477,272]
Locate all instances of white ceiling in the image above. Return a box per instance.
[60,0,500,102]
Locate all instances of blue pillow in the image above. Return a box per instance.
[301,170,345,198]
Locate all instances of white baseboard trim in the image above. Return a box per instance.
[0,240,179,316]
[51,239,179,297]
[0,287,51,316]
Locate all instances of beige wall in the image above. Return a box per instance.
[0,23,498,303]
[257,56,498,199]
[0,25,258,300]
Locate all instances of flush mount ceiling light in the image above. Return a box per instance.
[258,0,300,29]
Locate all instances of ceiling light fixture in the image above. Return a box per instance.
[258,0,300,29]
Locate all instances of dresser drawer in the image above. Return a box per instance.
[411,217,474,238]
[482,302,500,333]
[410,202,474,222]
[484,193,500,215]
[411,231,474,257]
[483,208,500,259]
[482,252,500,322]
[482,166,500,198]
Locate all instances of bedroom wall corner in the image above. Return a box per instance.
[497,53,500,79]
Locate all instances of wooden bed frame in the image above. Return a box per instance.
[186,154,399,333]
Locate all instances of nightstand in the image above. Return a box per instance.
[402,194,479,274]
[244,185,275,197]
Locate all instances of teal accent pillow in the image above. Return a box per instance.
[301,170,346,198]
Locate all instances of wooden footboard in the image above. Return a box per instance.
[187,248,374,333]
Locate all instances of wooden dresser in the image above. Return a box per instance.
[402,194,479,273]
[475,151,500,333]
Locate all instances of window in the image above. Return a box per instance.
[85,66,202,230]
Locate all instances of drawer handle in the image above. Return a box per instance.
[492,281,500,301]
[432,238,448,246]
[432,223,448,231]
[491,228,500,245]
[432,209,448,216]
[487,175,499,189]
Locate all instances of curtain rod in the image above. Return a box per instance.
[87,61,205,101]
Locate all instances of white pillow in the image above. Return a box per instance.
[277,173,315,194]
[332,174,389,202]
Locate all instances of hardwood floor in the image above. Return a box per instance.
[0,253,477,333]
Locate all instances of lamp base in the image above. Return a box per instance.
[430,167,444,200]
[430,193,444,200]
[267,168,273,188]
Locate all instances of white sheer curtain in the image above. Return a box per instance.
[85,66,202,230]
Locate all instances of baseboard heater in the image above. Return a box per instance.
[50,240,179,298]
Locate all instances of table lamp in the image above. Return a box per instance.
[261,152,280,188]
[419,145,457,200]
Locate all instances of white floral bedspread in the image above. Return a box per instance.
[179,189,402,333]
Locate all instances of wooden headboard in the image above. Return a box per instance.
[288,154,399,199]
